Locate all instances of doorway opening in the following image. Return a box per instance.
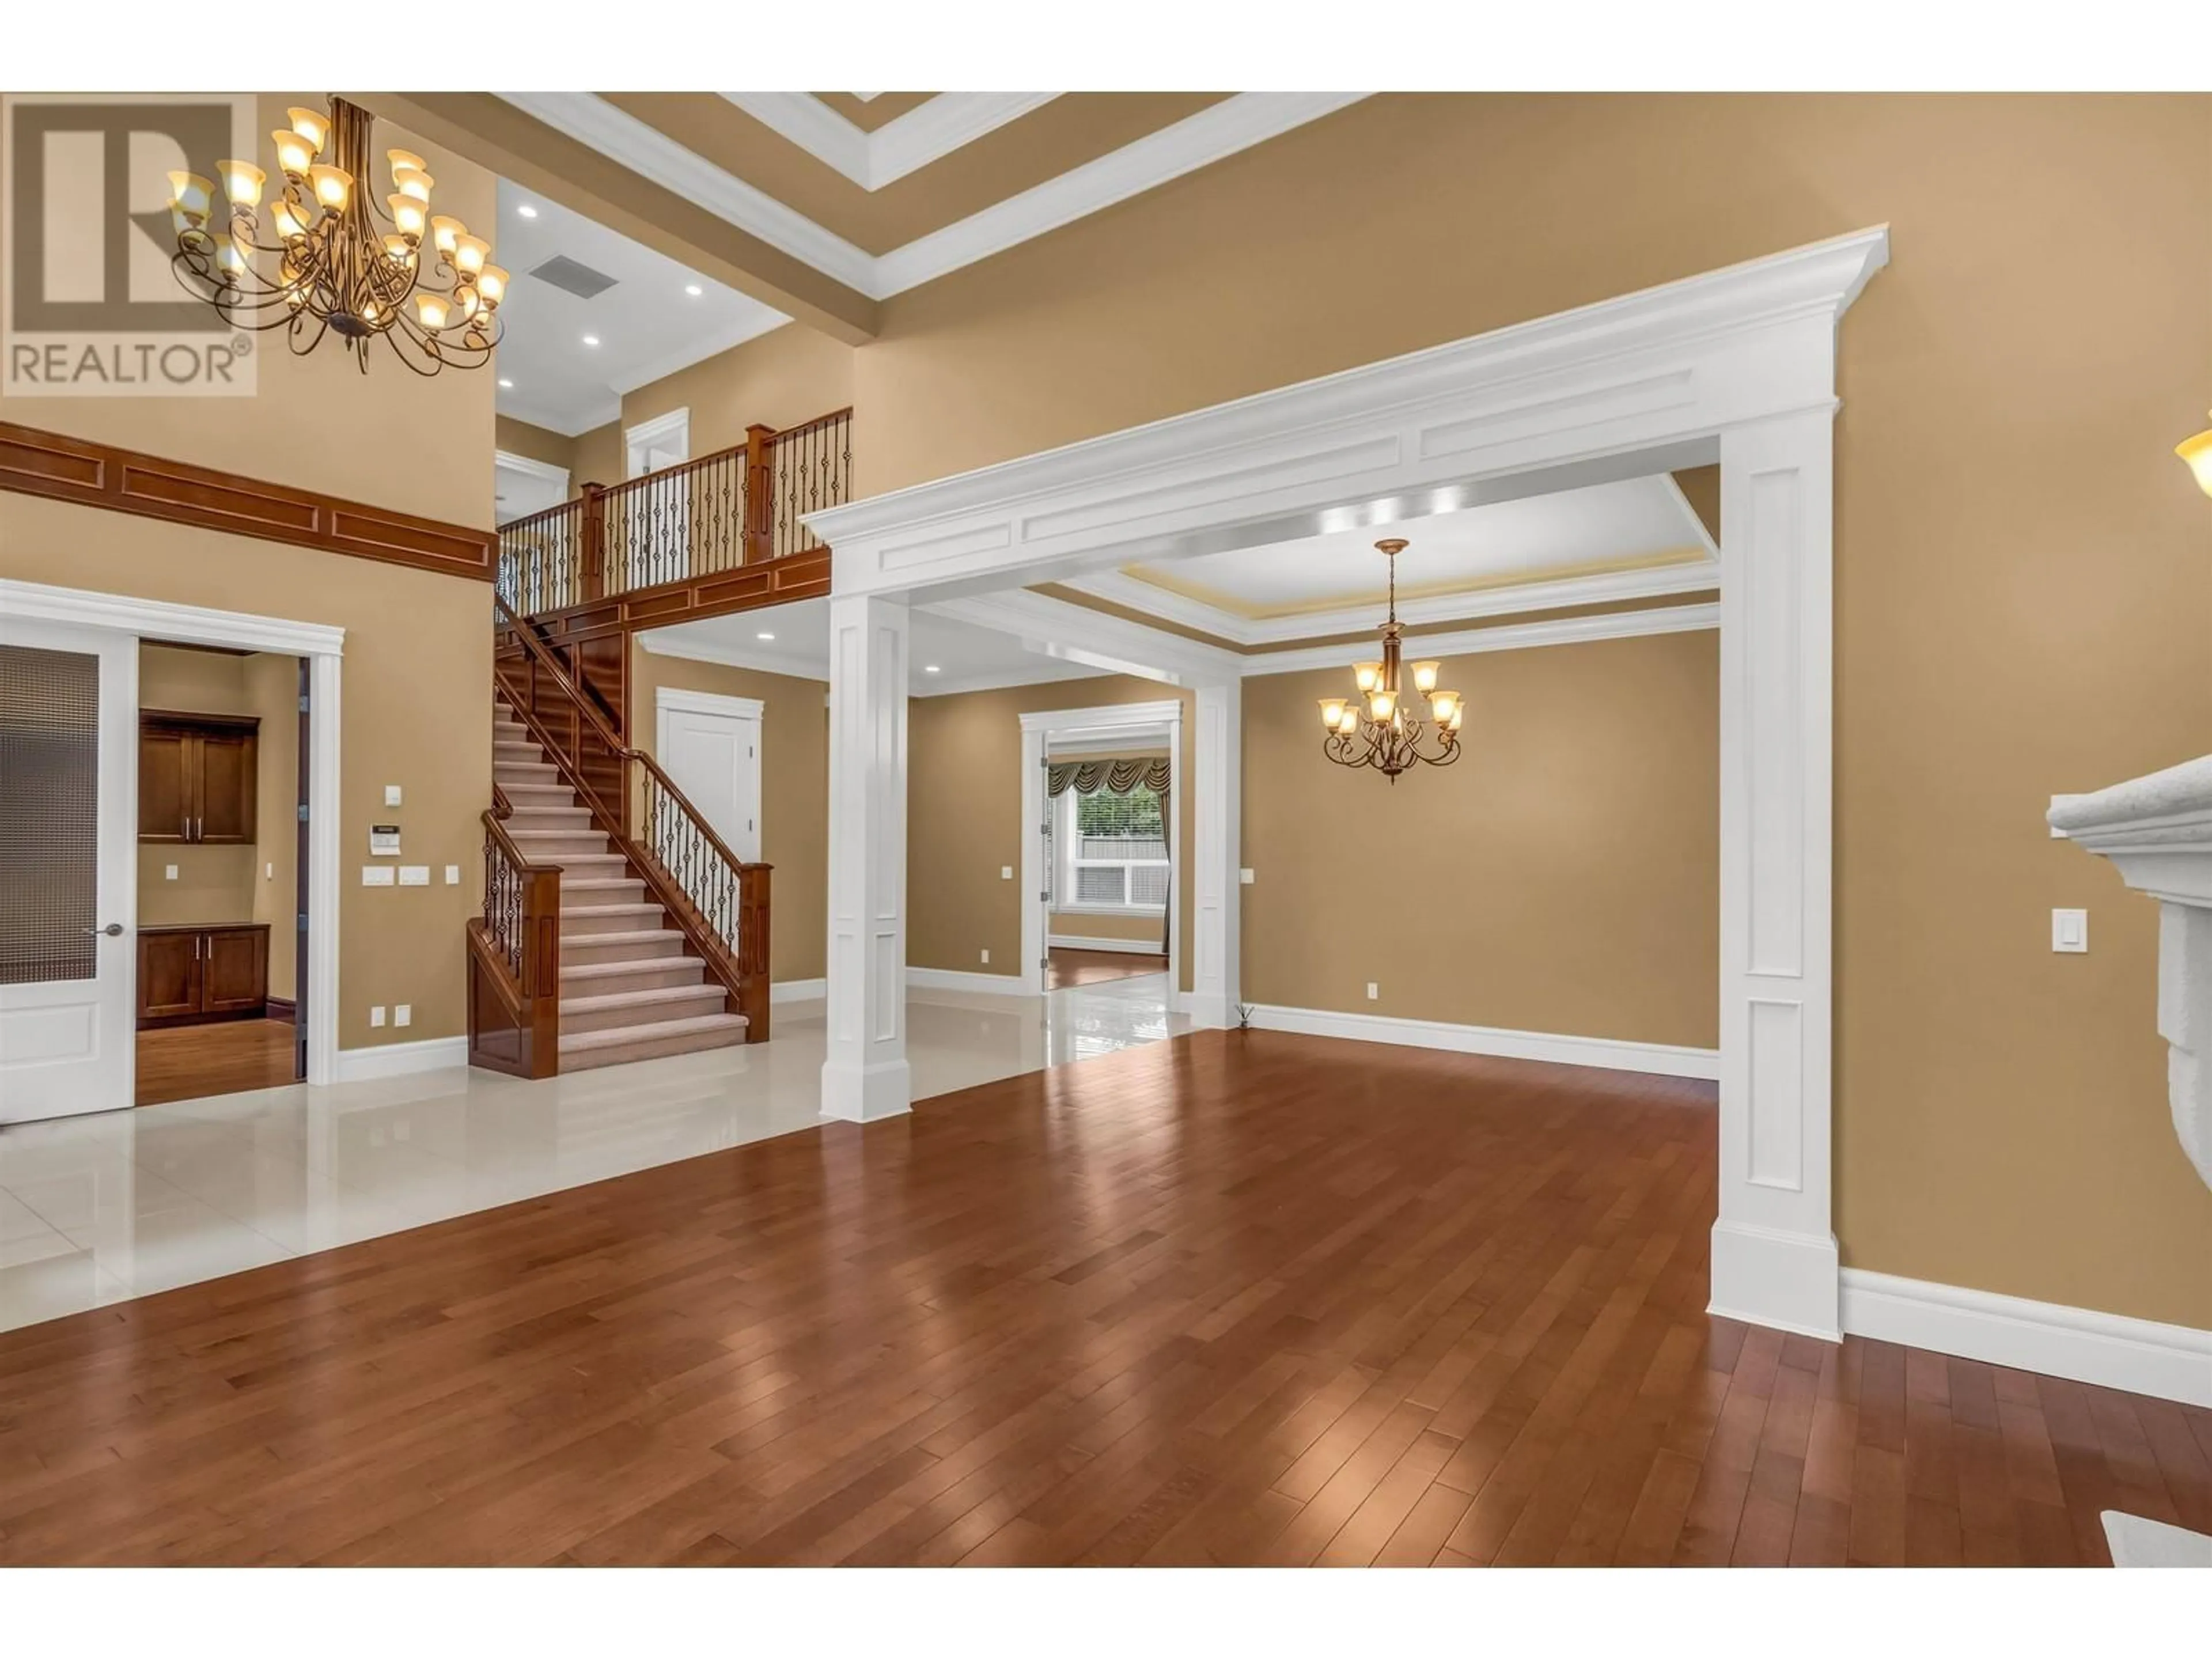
[131,642,309,1108]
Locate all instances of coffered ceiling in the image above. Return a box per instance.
[370,92,1369,339]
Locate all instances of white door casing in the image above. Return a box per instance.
[655,687,763,863]
[807,228,1891,1340]
[0,580,346,1100]
[0,617,137,1121]
[493,450,570,526]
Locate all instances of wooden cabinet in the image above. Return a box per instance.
[139,712,257,844]
[136,923,269,1027]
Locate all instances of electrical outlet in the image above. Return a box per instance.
[444,865,461,885]
[1366,982,1380,1001]
[1001,866,1013,880]
[384,784,403,806]
[980,948,991,965]
[369,1005,385,1028]
[394,1004,411,1028]
[165,863,177,881]
[1240,868,1255,884]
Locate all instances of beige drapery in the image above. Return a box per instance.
[1046,756,1171,797]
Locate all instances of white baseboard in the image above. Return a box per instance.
[1050,933,1168,956]
[1244,1003,1721,1080]
[334,1036,469,1084]
[1840,1268,2212,1408]
[771,978,826,1004]
[906,966,1029,997]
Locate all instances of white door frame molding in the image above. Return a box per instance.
[653,686,764,862]
[0,579,346,1089]
[623,406,691,479]
[808,227,1891,1340]
[1018,699,1184,1002]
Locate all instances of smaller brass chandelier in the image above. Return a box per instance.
[1318,537,1463,782]
[166,96,503,375]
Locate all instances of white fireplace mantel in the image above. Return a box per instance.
[2050,754,2212,1187]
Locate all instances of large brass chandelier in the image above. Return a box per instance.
[166,96,504,375]
[1317,538,1464,782]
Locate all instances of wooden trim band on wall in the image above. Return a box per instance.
[0,420,496,582]
[519,544,834,643]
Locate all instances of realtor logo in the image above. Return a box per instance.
[1,92,257,396]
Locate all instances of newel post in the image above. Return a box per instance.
[743,423,775,565]
[579,480,607,601]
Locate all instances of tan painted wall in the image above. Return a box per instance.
[1246,635,1719,1047]
[5,506,490,1048]
[0,93,496,1052]
[620,323,857,464]
[627,643,829,984]
[495,415,577,484]
[909,677,1195,988]
[846,94,2212,1328]
[573,422,622,490]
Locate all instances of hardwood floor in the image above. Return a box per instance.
[134,1016,297,1107]
[2,1030,2205,1565]
[1047,946,1166,989]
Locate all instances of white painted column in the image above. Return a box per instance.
[821,594,912,1122]
[1711,407,1840,1339]
[1187,679,1243,1028]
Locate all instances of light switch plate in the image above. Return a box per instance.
[165,863,177,881]
[369,1005,385,1028]
[444,865,461,885]
[2051,908,2088,953]
[384,785,403,806]
[265,861,274,879]
[394,1004,411,1028]
[1366,982,1379,1000]
[361,866,395,887]
[980,948,990,965]
[397,865,430,887]
[1240,868,1256,884]
[1001,866,1013,880]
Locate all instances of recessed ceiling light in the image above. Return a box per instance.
[581,334,600,347]
[923,664,941,674]
[756,631,775,641]
[684,283,703,297]
[497,377,513,388]
[516,203,539,218]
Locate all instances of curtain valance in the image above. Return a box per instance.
[1047,757,1171,798]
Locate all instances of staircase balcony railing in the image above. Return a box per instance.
[490,590,772,1038]
[497,407,851,618]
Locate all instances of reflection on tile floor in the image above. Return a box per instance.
[0,974,1185,1334]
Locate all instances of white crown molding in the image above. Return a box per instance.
[1240,601,1720,679]
[1840,1268,2212,1408]
[918,662,1106,698]
[1066,555,1720,647]
[928,589,1244,688]
[496,388,616,439]
[1245,1003,1721,1081]
[809,226,1889,597]
[499,90,882,293]
[637,618,1105,699]
[873,93,1366,294]
[0,577,347,658]
[718,92,1060,191]
[497,92,1366,302]
[333,1036,469,1083]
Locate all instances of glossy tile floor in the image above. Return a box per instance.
[0,974,1184,1335]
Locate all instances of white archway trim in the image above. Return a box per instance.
[1018,699,1184,1002]
[810,229,1890,1338]
[0,579,344,1089]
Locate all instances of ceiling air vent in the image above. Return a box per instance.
[527,255,619,300]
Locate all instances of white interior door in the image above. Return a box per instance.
[656,692,762,862]
[0,619,138,1123]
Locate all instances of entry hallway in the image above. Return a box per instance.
[2,1030,2203,1566]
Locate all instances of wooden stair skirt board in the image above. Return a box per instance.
[484,703,748,1073]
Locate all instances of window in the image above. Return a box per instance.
[1056,784,1168,912]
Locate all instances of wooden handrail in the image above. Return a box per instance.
[494,589,772,1038]
[471,802,563,1078]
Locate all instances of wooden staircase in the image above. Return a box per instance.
[492,703,748,1071]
